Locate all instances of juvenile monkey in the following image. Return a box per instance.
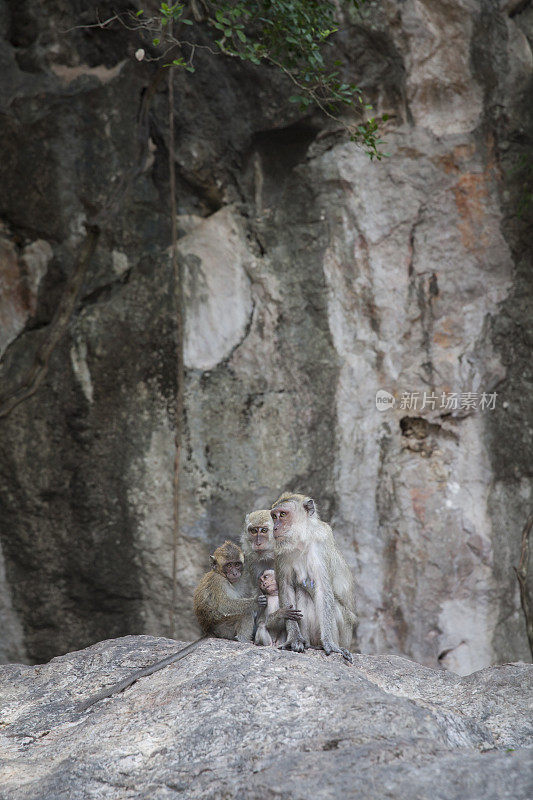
[193,539,262,642]
[271,492,357,662]
[241,509,275,583]
[254,569,302,647]
[79,540,260,711]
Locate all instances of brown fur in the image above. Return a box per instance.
[193,540,257,642]
[271,492,308,508]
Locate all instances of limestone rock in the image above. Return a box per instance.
[0,225,52,357]
[180,207,254,371]
[0,637,531,799]
[0,0,531,674]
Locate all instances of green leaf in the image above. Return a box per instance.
[149,0,385,159]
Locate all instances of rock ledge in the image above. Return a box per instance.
[0,636,531,799]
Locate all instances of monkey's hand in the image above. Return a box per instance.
[257,594,267,607]
[279,632,306,653]
[279,605,303,621]
[322,641,354,664]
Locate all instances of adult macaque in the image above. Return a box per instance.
[194,539,263,642]
[271,492,357,662]
[241,509,275,583]
[254,569,302,647]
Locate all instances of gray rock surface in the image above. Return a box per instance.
[0,636,532,799]
[0,1,531,671]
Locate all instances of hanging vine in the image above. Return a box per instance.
[167,32,185,639]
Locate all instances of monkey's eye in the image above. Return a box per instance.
[280,511,286,517]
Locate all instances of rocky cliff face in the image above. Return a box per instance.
[0,637,532,799]
[0,1,532,671]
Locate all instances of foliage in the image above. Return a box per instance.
[131,1,387,159]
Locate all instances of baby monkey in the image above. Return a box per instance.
[254,569,302,647]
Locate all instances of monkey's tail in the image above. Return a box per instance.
[78,636,208,712]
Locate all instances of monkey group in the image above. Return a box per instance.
[79,492,356,711]
[193,492,357,662]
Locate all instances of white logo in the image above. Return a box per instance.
[375,390,395,411]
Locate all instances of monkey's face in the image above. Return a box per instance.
[258,569,278,595]
[222,560,243,584]
[270,504,293,541]
[247,522,272,552]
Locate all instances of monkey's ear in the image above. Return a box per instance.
[209,555,216,567]
[303,498,316,516]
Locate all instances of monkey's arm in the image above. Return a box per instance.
[78,637,207,712]
[195,570,261,628]
[268,606,302,623]
[266,606,302,643]
[277,575,306,652]
[208,596,260,626]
